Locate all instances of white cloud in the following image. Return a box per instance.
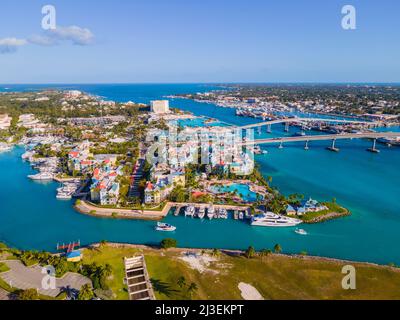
[0,38,27,54]
[29,25,95,46]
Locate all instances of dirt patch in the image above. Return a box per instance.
[179,253,219,274]
[238,282,264,300]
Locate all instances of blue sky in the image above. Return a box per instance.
[0,0,399,83]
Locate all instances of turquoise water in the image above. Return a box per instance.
[0,84,400,265]
[211,184,260,203]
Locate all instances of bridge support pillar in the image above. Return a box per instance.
[257,126,261,135]
[327,139,340,152]
[284,123,289,132]
[279,141,284,149]
[367,138,380,153]
[267,124,272,133]
[304,140,309,150]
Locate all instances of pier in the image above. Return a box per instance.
[124,256,155,300]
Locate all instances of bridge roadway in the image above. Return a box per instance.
[239,118,376,130]
[242,132,400,146]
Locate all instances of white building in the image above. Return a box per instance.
[150,100,170,114]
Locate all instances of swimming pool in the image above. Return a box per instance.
[211,183,261,202]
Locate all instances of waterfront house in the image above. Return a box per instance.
[286,198,327,216]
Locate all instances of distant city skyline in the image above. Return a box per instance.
[0,0,399,83]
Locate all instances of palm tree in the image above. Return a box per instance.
[260,249,272,260]
[187,282,198,298]
[177,276,186,289]
[212,249,221,257]
[245,246,256,259]
[274,244,282,254]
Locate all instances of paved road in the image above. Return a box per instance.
[239,118,375,129]
[243,132,400,146]
[0,260,91,298]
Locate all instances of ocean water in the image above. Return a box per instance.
[0,84,400,265]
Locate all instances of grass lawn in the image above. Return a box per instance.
[0,262,10,273]
[81,244,400,300]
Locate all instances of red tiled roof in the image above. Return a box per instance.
[146,182,154,190]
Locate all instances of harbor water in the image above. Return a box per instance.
[0,84,400,265]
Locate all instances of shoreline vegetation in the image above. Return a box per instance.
[1,242,400,300]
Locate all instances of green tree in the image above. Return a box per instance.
[78,284,94,300]
[18,289,39,300]
[177,276,186,288]
[160,238,177,249]
[245,246,256,259]
[187,282,198,298]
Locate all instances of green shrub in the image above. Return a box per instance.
[160,238,177,249]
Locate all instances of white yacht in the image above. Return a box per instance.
[207,206,214,219]
[28,172,54,181]
[251,212,302,227]
[155,222,176,232]
[184,206,195,217]
[56,192,72,200]
[197,207,206,219]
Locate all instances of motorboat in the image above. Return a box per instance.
[251,212,302,227]
[0,143,12,153]
[295,228,308,235]
[155,222,176,232]
[197,207,206,219]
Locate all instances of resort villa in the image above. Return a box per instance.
[286,198,328,216]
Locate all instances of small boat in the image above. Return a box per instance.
[197,207,206,219]
[295,228,308,235]
[155,222,176,232]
